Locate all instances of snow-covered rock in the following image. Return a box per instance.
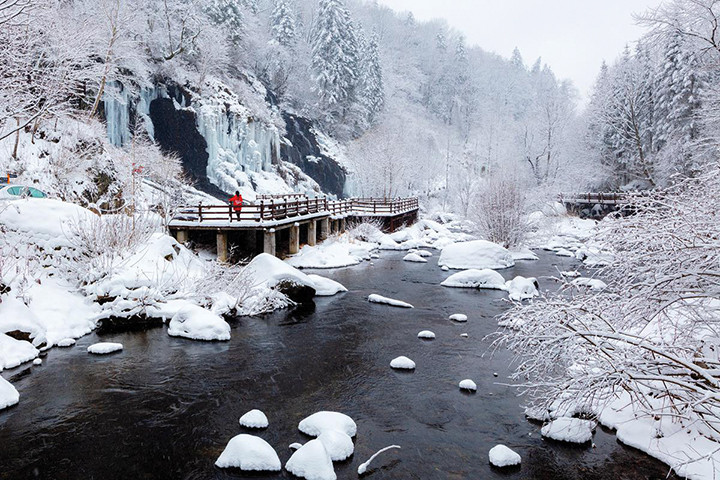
[489,445,521,467]
[510,247,539,261]
[390,356,416,370]
[32,358,42,366]
[368,294,413,308]
[438,240,514,270]
[571,277,608,291]
[286,237,373,269]
[540,418,595,443]
[215,434,281,471]
[239,409,269,429]
[441,265,450,271]
[0,333,39,371]
[0,296,46,347]
[57,338,76,347]
[411,249,433,258]
[561,270,581,278]
[449,313,468,322]
[285,439,336,480]
[246,253,316,290]
[298,411,357,437]
[555,248,574,257]
[440,269,506,289]
[317,429,354,461]
[289,442,303,450]
[505,276,539,301]
[417,330,435,340]
[167,304,230,341]
[87,342,123,354]
[459,379,477,391]
[402,253,427,263]
[306,275,347,296]
[0,376,19,410]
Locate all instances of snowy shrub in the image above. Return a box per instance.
[347,218,385,242]
[471,171,529,248]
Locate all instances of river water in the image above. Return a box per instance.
[0,251,676,480]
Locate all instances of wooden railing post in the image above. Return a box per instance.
[198,203,203,222]
[259,201,264,222]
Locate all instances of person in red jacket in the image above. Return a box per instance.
[228,190,243,220]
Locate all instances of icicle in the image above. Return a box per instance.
[103,81,131,147]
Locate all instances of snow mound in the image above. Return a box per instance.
[541,418,595,443]
[440,269,506,289]
[57,338,76,347]
[306,275,347,296]
[555,248,574,257]
[438,240,514,270]
[239,409,269,429]
[0,296,46,347]
[449,313,468,322]
[411,249,433,258]
[571,277,607,291]
[460,333,468,338]
[0,376,19,410]
[561,270,581,278]
[459,379,477,391]
[215,434,281,471]
[510,247,539,261]
[505,276,539,301]
[417,330,435,340]
[402,253,427,263]
[489,445,521,467]
[33,358,42,366]
[168,304,230,341]
[286,238,372,269]
[246,253,316,290]
[298,411,357,437]
[0,333,39,370]
[390,356,416,370]
[368,294,413,308]
[441,265,449,271]
[317,429,354,461]
[285,439,336,480]
[289,442,303,450]
[87,342,123,354]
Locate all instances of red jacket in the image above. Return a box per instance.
[229,194,243,211]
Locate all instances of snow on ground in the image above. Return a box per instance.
[417,330,435,340]
[0,296,46,347]
[402,252,427,263]
[286,235,373,269]
[87,342,123,355]
[505,276,540,301]
[438,240,514,270]
[571,277,608,291]
[440,269,506,290]
[306,275,347,296]
[488,445,521,467]
[510,247,539,261]
[167,304,231,341]
[239,409,269,429]
[245,253,316,290]
[368,294,413,308]
[0,376,19,410]
[215,434,281,471]
[540,418,595,443]
[390,356,416,370]
[285,439,336,480]
[0,333,39,371]
[449,314,468,322]
[459,379,477,391]
[317,429,354,461]
[298,411,357,437]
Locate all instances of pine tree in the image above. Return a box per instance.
[204,0,244,43]
[510,47,524,69]
[436,31,447,52]
[359,33,384,126]
[270,0,296,47]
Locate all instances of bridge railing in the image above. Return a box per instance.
[559,192,634,205]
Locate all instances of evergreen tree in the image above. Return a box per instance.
[436,31,447,52]
[510,47,524,69]
[204,0,244,43]
[359,33,384,125]
[270,0,296,47]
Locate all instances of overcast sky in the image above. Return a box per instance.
[376,0,663,104]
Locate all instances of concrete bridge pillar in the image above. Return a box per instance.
[289,223,300,255]
[176,229,189,244]
[339,217,346,233]
[216,231,228,263]
[318,218,329,241]
[308,220,317,246]
[264,229,276,257]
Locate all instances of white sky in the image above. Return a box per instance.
[376,0,663,104]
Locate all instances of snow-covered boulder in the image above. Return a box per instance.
[411,249,433,258]
[285,439,336,480]
[246,253,316,299]
[561,270,581,278]
[57,338,76,347]
[417,330,435,340]
[402,253,427,263]
[505,276,539,301]
[239,409,269,429]
[449,313,468,322]
[555,248,574,257]
[441,265,450,271]
[368,294,413,308]
[571,277,607,291]
[289,442,303,450]
[306,275,347,296]
[215,434,281,471]
[87,342,123,354]
[438,240,514,270]
[440,269,506,289]
[168,304,231,341]
[510,247,539,261]
[286,239,372,269]
[459,379,477,392]
[390,356,416,370]
[298,411,357,437]
[317,429,354,461]
[541,418,595,443]
[0,296,47,347]
[489,445,521,467]
[0,333,39,370]
[0,376,19,410]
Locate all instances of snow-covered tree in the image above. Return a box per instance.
[270,0,296,47]
[357,33,384,126]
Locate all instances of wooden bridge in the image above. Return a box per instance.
[169,196,419,262]
[558,192,639,217]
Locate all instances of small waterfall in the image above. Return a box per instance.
[103,82,131,147]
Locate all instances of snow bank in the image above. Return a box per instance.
[215,434,281,471]
[285,439,336,480]
[239,409,269,429]
[440,269,506,290]
[505,276,539,301]
[368,294,413,308]
[488,445,521,467]
[168,304,231,341]
[298,411,357,437]
[417,330,435,340]
[87,342,123,355]
[0,333,39,371]
[449,314,468,322]
[459,379,477,391]
[0,376,19,410]
[390,356,416,370]
[317,429,354,461]
[306,275,347,296]
[0,296,46,346]
[438,240,514,270]
[540,418,594,443]
[402,253,427,263]
[571,277,607,291]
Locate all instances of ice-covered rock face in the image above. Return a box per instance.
[103,81,132,147]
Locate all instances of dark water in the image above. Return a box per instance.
[0,252,676,480]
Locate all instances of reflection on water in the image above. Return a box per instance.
[0,252,676,480]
